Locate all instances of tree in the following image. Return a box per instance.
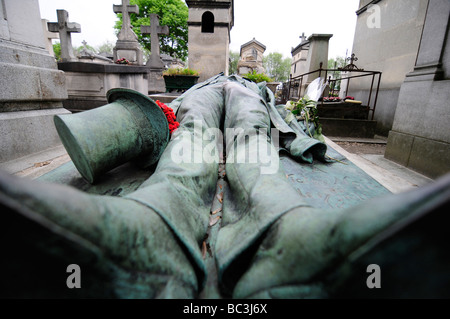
[229,51,240,75]
[96,41,115,55]
[328,56,346,70]
[327,56,346,91]
[263,52,291,82]
[115,0,188,61]
[52,42,61,61]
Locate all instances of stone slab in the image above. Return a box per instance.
[408,136,450,179]
[385,131,414,167]
[385,131,450,179]
[320,118,377,138]
[0,108,71,163]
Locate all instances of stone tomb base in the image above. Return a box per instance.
[57,62,150,112]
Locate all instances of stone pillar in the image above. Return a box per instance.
[385,0,450,178]
[113,0,143,65]
[304,34,333,85]
[0,0,70,167]
[186,0,234,82]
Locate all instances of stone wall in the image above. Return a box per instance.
[385,0,450,179]
[350,0,429,135]
[0,0,69,164]
[57,62,150,112]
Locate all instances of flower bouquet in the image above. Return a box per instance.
[155,100,180,135]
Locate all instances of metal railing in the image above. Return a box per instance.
[285,61,382,121]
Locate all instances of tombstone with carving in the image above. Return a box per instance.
[113,0,143,65]
[141,14,170,94]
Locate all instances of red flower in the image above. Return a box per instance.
[156,100,180,135]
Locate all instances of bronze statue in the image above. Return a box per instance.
[1,75,449,298]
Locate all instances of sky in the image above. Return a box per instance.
[38,0,360,60]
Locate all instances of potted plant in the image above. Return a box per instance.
[163,67,200,93]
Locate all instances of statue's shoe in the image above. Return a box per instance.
[0,170,200,298]
[231,174,450,299]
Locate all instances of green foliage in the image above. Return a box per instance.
[52,42,61,61]
[327,56,346,91]
[75,43,96,55]
[96,41,115,55]
[229,51,240,75]
[286,98,325,143]
[263,52,291,82]
[163,67,199,76]
[115,0,188,61]
[328,56,346,69]
[243,70,274,83]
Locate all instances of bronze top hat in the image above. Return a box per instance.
[54,88,170,184]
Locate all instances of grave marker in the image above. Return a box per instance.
[47,10,81,62]
[113,0,143,65]
[141,13,169,68]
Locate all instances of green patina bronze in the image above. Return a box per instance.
[0,75,449,299]
[54,88,169,184]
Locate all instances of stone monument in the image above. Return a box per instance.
[385,0,450,179]
[141,14,169,94]
[113,0,143,65]
[53,4,149,112]
[0,0,70,170]
[237,38,266,76]
[186,0,234,82]
[290,33,333,96]
[41,19,59,57]
[47,10,81,62]
[350,0,429,136]
[77,40,114,64]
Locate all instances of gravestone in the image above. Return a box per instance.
[141,14,169,69]
[113,0,143,65]
[141,14,169,94]
[56,5,149,112]
[47,10,81,62]
[0,0,70,170]
[41,19,59,57]
[77,40,113,64]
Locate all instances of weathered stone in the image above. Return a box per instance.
[57,62,149,112]
[141,14,169,69]
[47,10,81,62]
[113,0,143,65]
[350,0,429,134]
[186,0,234,82]
[385,0,450,179]
[237,38,266,75]
[0,0,69,164]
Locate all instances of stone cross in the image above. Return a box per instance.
[141,14,169,68]
[300,32,306,42]
[47,10,81,62]
[114,0,139,42]
[41,19,59,57]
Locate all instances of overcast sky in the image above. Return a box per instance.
[38,0,360,59]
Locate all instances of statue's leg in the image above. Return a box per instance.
[0,84,225,298]
[215,81,314,295]
[126,83,225,291]
[230,172,450,298]
[0,170,199,298]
